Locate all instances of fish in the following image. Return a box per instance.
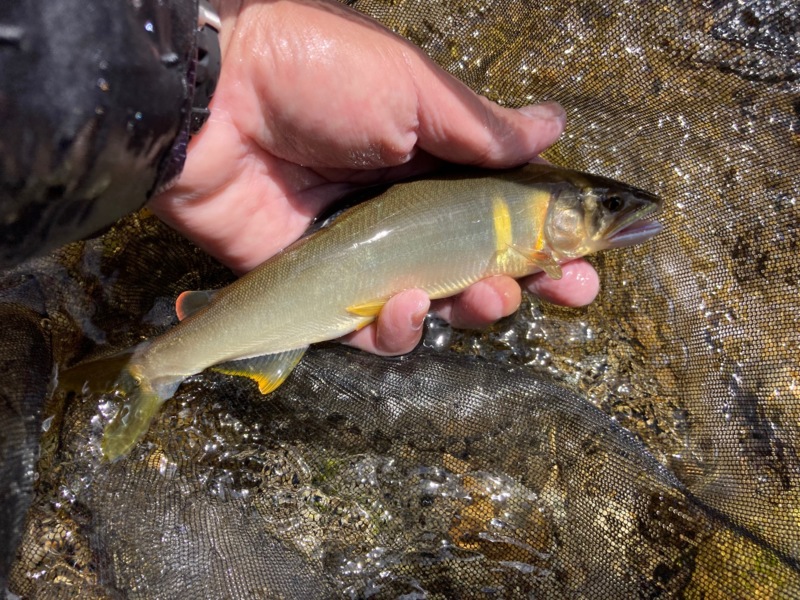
[100,163,663,460]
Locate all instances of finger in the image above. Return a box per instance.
[410,55,566,167]
[341,289,430,356]
[308,149,444,190]
[524,259,600,307]
[432,276,522,329]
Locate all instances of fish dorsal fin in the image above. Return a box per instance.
[212,347,308,395]
[176,290,218,321]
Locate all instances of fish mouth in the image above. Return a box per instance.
[604,198,663,249]
[605,218,663,248]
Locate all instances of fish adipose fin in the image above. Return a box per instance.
[346,300,386,319]
[176,290,218,321]
[507,245,563,280]
[59,350,137,395]
[212,347,308,394]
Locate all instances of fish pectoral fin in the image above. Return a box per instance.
[346,300,387,319]
[212,347,308,395]
[507,245,563,280]
[175,290,218,321]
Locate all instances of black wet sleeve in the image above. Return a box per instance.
[0,0,199,269]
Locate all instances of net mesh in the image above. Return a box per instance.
[2,0,799,597]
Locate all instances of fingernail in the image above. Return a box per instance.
[410,298,429,331]
[519,101,566,122]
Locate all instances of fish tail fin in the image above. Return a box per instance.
[101,367,165,462]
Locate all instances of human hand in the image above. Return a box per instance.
[149,0,600,356]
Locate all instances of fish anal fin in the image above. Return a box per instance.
[346,300,386,318]
[212,347,307,395]
[176,290,218,321]
[507,245,563,280]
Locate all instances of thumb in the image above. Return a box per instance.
[410,55,566,166]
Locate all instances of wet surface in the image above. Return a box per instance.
[2,0,799,596]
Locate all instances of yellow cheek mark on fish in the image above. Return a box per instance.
[491,196,519,271]
[492,189,563,279]
[492,196,514,253]
[529,189,552,253]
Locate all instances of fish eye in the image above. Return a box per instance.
[601,195,624,212]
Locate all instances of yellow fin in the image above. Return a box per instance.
[507,245,563,280]
[212,347,307,395]
[346,300,386,318]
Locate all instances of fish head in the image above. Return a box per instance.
[544,172,663,258]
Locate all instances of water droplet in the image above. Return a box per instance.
[160,52,179,66]
[0,24,24,47]
[97,77,110,92]
[144,20,154,33]
[422,315,452,351]
[127,112,143,133]
[158,453,178,478]
[98,400,120,420]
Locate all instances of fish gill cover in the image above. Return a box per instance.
[1,0,799,597]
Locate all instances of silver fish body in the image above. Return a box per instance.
[102,164,662,459]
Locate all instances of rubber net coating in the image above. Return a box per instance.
[1,0,799,598]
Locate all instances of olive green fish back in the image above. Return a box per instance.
[1,0,798,597]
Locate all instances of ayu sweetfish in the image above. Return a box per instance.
[101,163,663,460]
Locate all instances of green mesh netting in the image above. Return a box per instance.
[2,0,799,597]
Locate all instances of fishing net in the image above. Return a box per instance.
[2,0,799,597]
